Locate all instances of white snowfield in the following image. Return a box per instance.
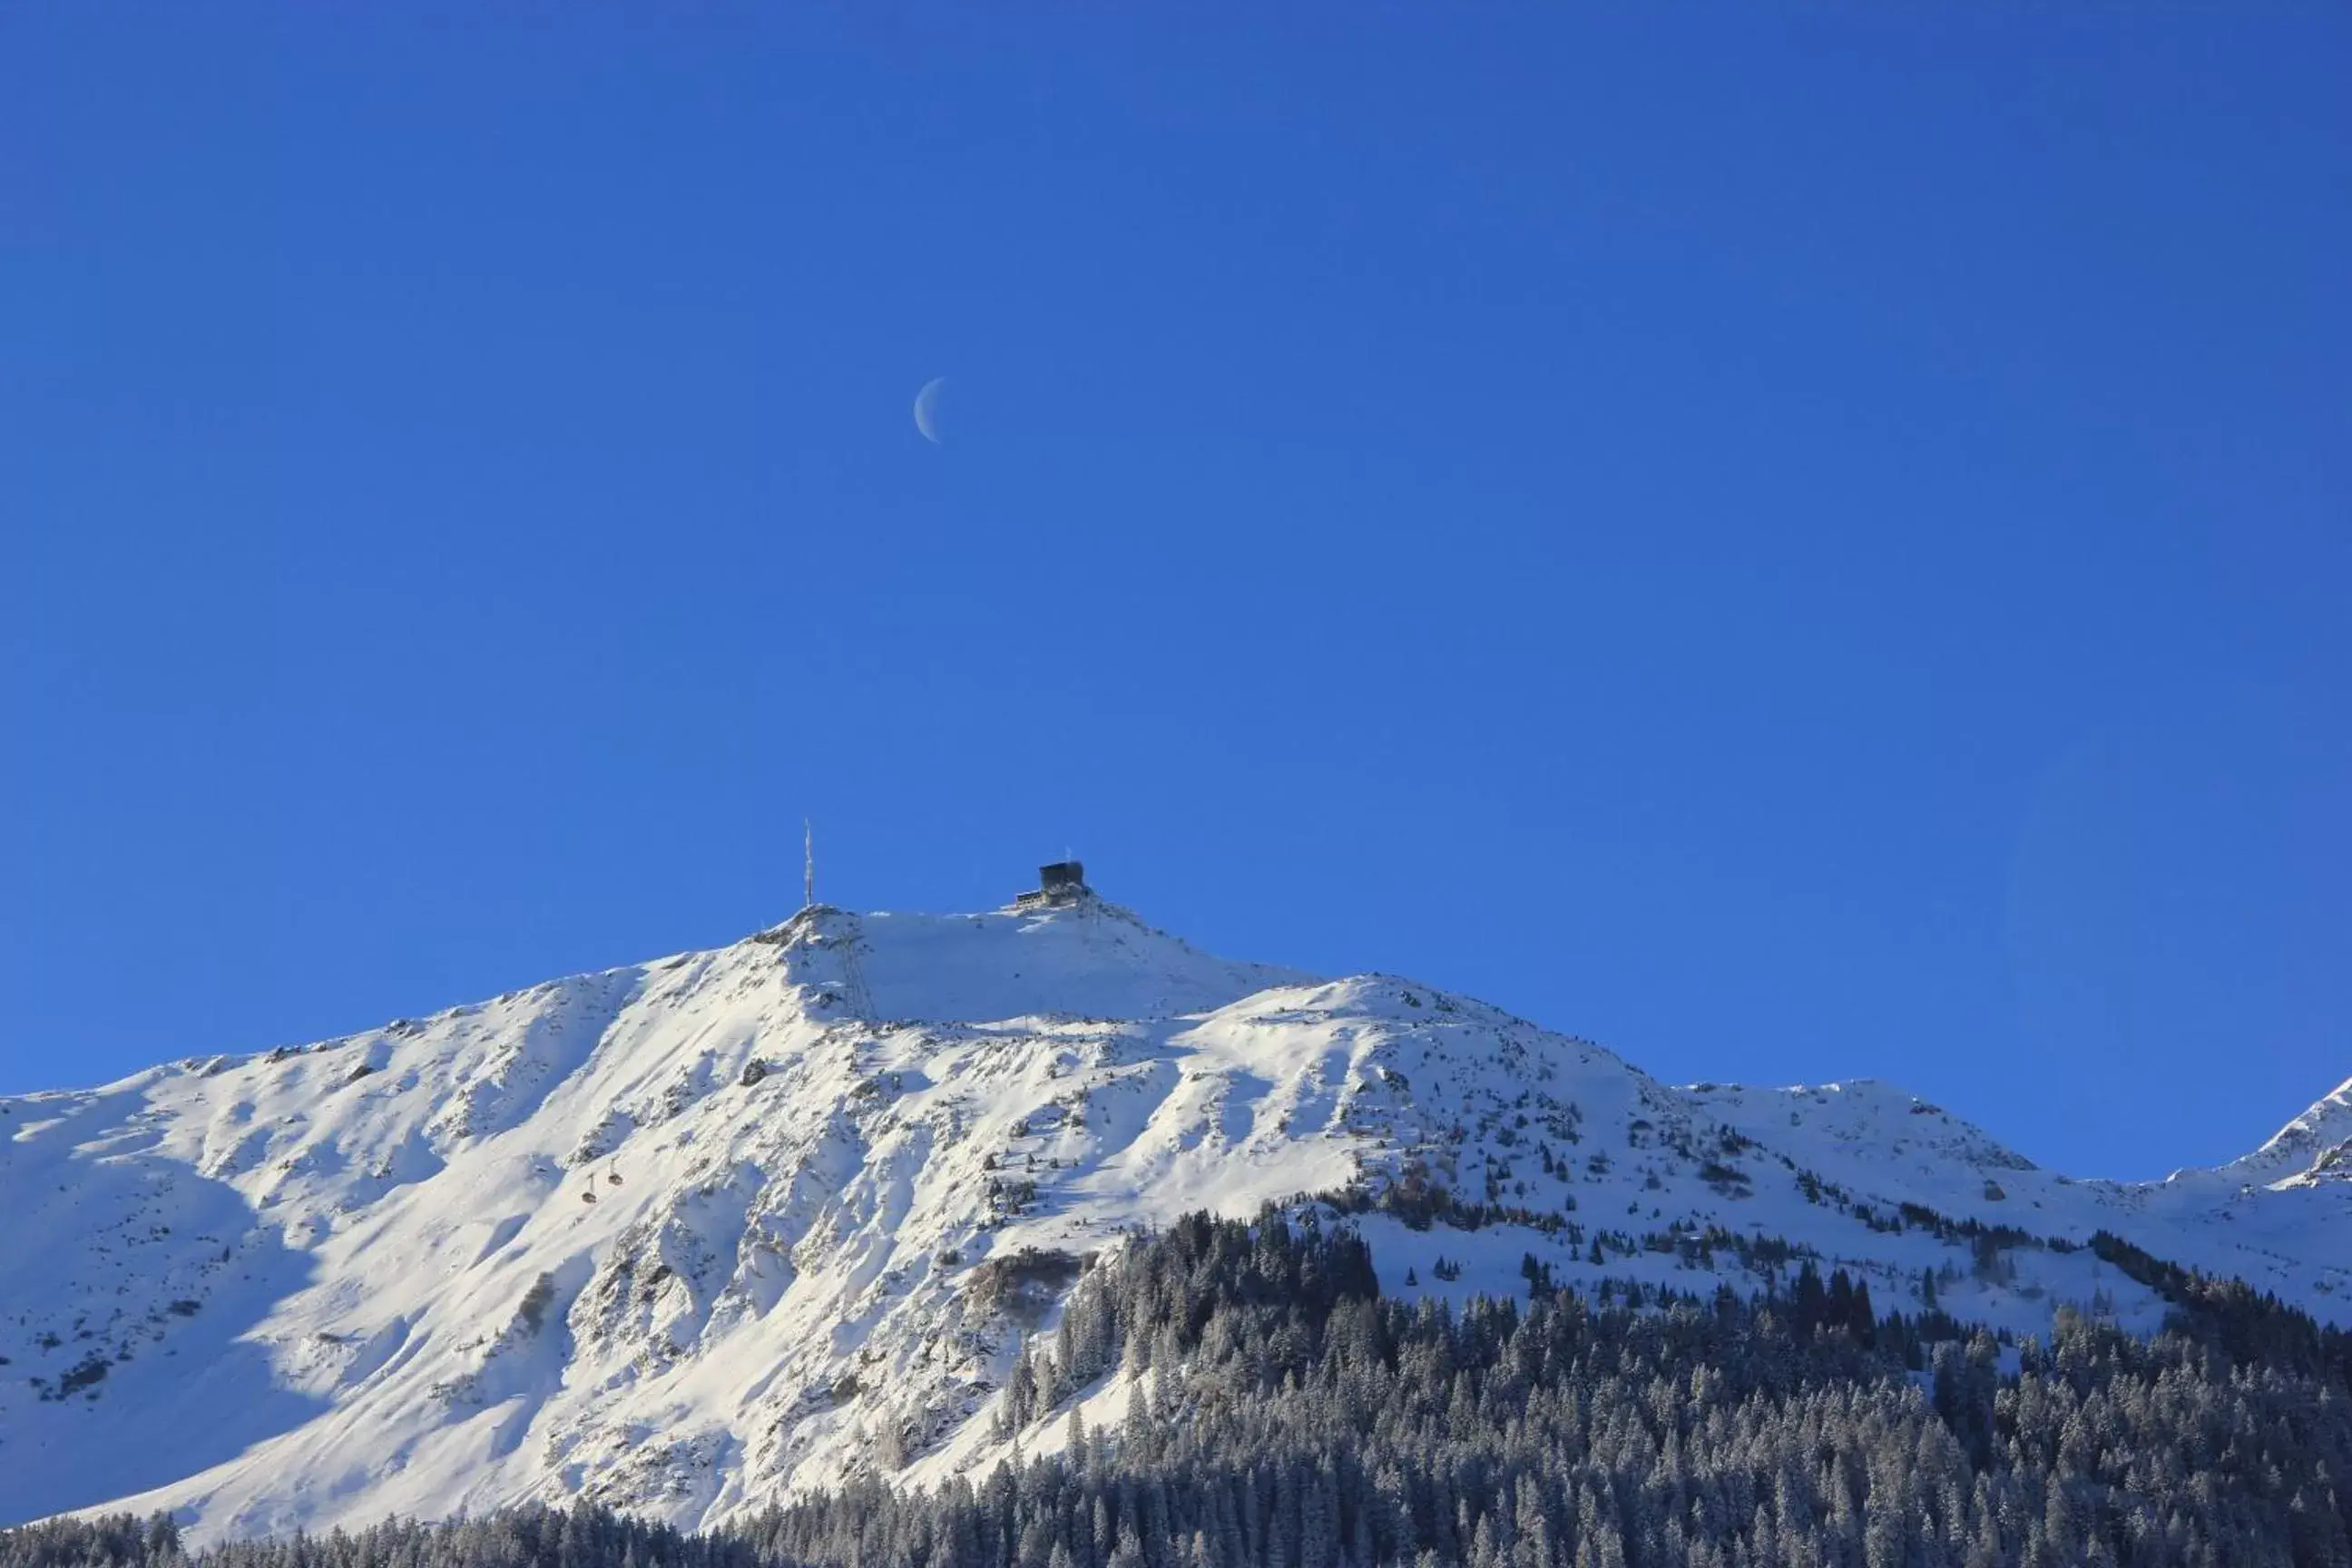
[2,890,2347,1542]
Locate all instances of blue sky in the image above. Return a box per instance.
[2,6,2345,1181]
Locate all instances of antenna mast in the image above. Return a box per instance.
[804,818,816,910]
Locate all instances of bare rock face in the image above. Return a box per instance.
[2,897,2347,1543]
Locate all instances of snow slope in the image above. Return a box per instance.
[2,887,2345,1542]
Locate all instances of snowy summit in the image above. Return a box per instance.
[2,869,2347,1542]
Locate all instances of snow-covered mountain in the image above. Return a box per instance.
[4,880,2347,1543]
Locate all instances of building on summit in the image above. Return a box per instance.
[1014,859,1090,909]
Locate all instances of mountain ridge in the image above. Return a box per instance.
[3,887,2345,1542]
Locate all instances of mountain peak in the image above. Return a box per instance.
[2223,1073,2352,1187]
[755,893,1314,1028]
[5,899,2350,1543]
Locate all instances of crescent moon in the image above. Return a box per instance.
[913,377,946,444]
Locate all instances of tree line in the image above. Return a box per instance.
[13,1210,2352,1567]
